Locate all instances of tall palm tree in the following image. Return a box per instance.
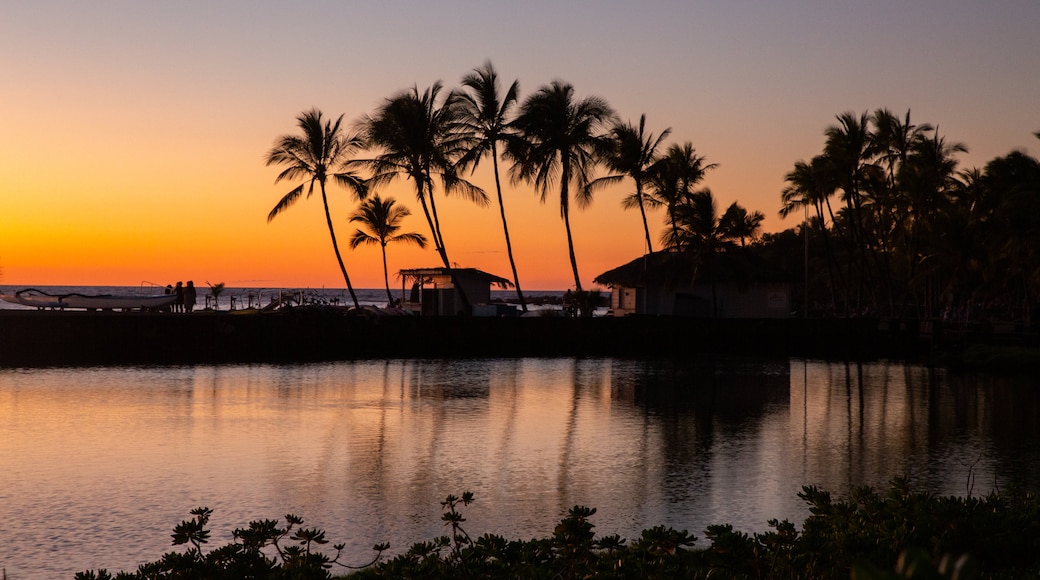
[266,108,367,309]
[456,61,528,311]
[649,142,717,249]
[349,195,427,304]
[506,80,615,296]
[868,108,933,312]
[358,82,487,270]
[824,111,877,310]
[780,155,843,310]
[591,114,672,254]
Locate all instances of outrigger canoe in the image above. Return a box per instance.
[0,288,178,311]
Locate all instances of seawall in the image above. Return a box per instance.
[0,309,925,367]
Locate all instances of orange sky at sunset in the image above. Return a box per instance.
[2,1,1038,291]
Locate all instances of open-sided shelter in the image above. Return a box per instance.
[399,268,514,316]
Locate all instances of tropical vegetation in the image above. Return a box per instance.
[505,80,615,300]
[262,66,1040,323]
[778,111,1040,321]
[206,281,226,309]
[265,109,368,309]
[262,66,762,312]
[592,113,672,254]
[348,195,427,304]
[76,480,1040,579]
[457,61,529,312]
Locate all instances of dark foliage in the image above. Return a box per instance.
[77,480,1040,579]
[75,507,386,580]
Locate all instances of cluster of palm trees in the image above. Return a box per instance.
[264,62,763,312]
[779,110,1040,321]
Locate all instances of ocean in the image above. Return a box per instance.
[0,285,563,311]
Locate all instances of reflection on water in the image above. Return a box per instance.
[1,358,1037,578]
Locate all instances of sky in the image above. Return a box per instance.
[2,0,1038,291]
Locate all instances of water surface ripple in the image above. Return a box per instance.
[1,358,1037,578]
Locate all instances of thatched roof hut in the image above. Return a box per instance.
[594,250,792,318]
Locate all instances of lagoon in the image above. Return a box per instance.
[1,358,1037,578]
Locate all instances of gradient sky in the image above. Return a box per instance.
[2,1,1038,290]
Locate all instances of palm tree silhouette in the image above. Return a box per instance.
[649,142,716,249]
[720,203,765,247]
[358,82,487,270]
[824,111,876,310]
[349,195,427,305]
[265,108,367,309]
[457,61,528,312]
[506,80,615,296]
[671,189,750,316]
[781,155,843,310]
[591,114,671,254]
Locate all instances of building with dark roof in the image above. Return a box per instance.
[399,268,514,316]
[594,250,792,318]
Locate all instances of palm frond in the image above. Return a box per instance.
[349,229,379,249]
[267,184,305,222]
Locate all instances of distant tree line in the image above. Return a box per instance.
[775,112,1040,321]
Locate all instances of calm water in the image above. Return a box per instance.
[1,358,1038,578]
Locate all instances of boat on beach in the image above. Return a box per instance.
[0,288,179,311]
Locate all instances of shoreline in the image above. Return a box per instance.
[0,309,964,367]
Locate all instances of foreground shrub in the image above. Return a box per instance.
[75,507,386,580]
[77,480,1040,579]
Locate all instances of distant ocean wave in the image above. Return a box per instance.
[0,285,562,311]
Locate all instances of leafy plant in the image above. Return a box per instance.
[207,281,226,309]
[76,507,386,580]
[75,481,1040,579]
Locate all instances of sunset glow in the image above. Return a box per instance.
[2,1,1037,290]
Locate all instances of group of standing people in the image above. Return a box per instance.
[164,281,197,313]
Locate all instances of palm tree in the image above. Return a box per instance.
[456,61,528,312]
[780,155,843,311]
[506,80,615,296]
[591,114,672,254]
[265,108,367,309]
[670,189,737,254]
[358,82,487,271]
[349,195,427,305]
[207,281,226,309]
[720,203,765,246]
[649,142,717,249]
[670,189,743,316]
[824,111,877,310]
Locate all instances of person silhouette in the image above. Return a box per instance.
[173,281,184,313]
[184,281,197,313]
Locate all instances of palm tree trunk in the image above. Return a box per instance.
[815,202,840,312]
[668,202,681,250]
[560,172,583,295]
[320,185,360,309]
[425,174,451,268]
[415,185,441,259]
[491,146,527,311]
[637,182,654,254]
[564,206,583,293]
[380,243,393,305]
[423,172,471,312]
